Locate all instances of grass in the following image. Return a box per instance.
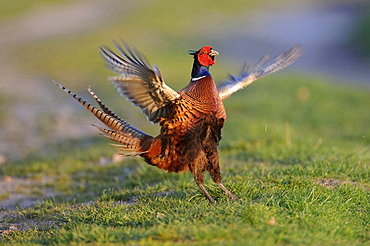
[0,0,71,23]
[1,75,369,245]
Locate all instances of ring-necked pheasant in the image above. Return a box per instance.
[52,42,302,203]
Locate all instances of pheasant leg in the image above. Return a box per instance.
[198,183,216,203]
[217,183,238,200]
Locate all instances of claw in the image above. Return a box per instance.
[217,183,238,200]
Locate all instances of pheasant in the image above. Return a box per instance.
[52,42,302,203]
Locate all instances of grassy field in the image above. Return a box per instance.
[0,0,71,23]
[1,0,370,245]
[1,75,369,245]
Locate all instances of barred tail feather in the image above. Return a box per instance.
[87,87,126,124]
[93,124,145,155]
[51,80,154,155]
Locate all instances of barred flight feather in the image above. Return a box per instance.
[217,45,302,100]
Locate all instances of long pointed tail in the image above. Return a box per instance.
[51,80,154,156]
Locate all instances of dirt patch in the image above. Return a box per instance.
[0,176,59,210]
[316,178,370,191]
[0,219,60,237]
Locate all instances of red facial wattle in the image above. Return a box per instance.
[197,46,217,67]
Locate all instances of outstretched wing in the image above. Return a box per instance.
[100,41,180,123]
[217,45,303,100]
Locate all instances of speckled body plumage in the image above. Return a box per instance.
[142,75,225,174]
[52,42,302,202]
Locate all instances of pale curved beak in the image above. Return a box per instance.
[209,50,219,56]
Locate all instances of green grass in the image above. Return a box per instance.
[0,0,71,23]
[1,75,369,245]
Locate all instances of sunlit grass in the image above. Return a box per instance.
[1,74,369,245]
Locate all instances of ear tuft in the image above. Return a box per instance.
[189,50,197,55]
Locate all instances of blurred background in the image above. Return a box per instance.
[0,0,369,161]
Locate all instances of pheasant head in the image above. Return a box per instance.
[189,46,219,80]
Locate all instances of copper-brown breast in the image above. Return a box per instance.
[180,76,226,120]
[142,76,226,173]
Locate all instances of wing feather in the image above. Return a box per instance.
[100,42,180,123]
[217,45,303,100]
